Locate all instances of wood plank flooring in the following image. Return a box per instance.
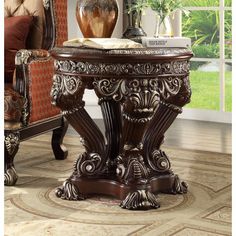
[67,119,232,154]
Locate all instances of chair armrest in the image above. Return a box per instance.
[14,49,60,125]
[14,49,50,93]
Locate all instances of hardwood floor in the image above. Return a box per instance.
[67,118,232,154]
[164,119,232,154]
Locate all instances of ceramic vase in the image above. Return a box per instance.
[76,0,118,38]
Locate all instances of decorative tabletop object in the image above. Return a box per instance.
[147,0,188,37]
[123,0,148,41]
[76,0,118,38]
[126,0,188,38]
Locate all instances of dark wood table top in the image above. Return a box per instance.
[50,46,193,62]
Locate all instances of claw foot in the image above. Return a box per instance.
[55,179,85,200]
[120,190,160,210]
[172,175,188,194]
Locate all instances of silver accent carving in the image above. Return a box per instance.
[108,48,192,56]
[4,166,18,186]
[133,63,161,74]
[21,98,29,126]
[120,190,160,210]
[43,0,50,10]
[15,50,33,65]
[55,60,190,76]
[93,78,126,101]
[51,74,83,107]
[56,47,192,56]
[55,179,85,200]
[148,150,171,173]
[5,132,20,155]
[158,77,182,100]
[116,153,149,183]
[122,113,152,123]
[75,152,103,176]
[124,78,159,111]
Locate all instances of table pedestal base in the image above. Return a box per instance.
[51,47,192,210]
[55,168,187,210]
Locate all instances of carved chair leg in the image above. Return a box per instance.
[51,117,68,160]
[4,132,20,186]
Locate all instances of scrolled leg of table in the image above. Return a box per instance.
[118,78,160,210]
[51,74,106,200]
[143,75,191,194]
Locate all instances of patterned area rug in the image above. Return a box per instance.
[5,134,232,236]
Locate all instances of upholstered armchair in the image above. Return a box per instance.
[4,0,68,186]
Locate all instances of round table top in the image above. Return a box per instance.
[50,46,193,62]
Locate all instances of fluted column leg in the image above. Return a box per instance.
[100,98,122,174]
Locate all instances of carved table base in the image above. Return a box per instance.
[51,47,192,210]
[55,173,187,210]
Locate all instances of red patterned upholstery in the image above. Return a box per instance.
[53,0,68,46]
[28,58,60,123]
[4,0,68,124]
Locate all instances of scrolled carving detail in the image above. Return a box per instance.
[148,150,171,173]
[54,60,190,76]
[158,77,182,100]
[93,78,126,101]
[133,63,161,74]
[15,50,33,65]
[116,152,149,184]
[75,152,103,176]
[55,179,85,200]
[172,61,190,74]
[51,74,84,111]
[5,132,20,155]
[120,190,160,210]
[4,166,18,186]
[43,0,50,10]
[123,78,160,121]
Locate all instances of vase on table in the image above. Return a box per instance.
[76,0,118,38]
[154,14,173,37]
[123,0,147,42]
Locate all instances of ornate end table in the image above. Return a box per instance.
[50,47,193,210]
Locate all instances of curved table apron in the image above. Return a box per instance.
[50,47,193,210]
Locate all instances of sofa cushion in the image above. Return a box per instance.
[4,0,45,49]
[4,15,33,83]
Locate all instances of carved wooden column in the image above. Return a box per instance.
[50,47,193,210]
